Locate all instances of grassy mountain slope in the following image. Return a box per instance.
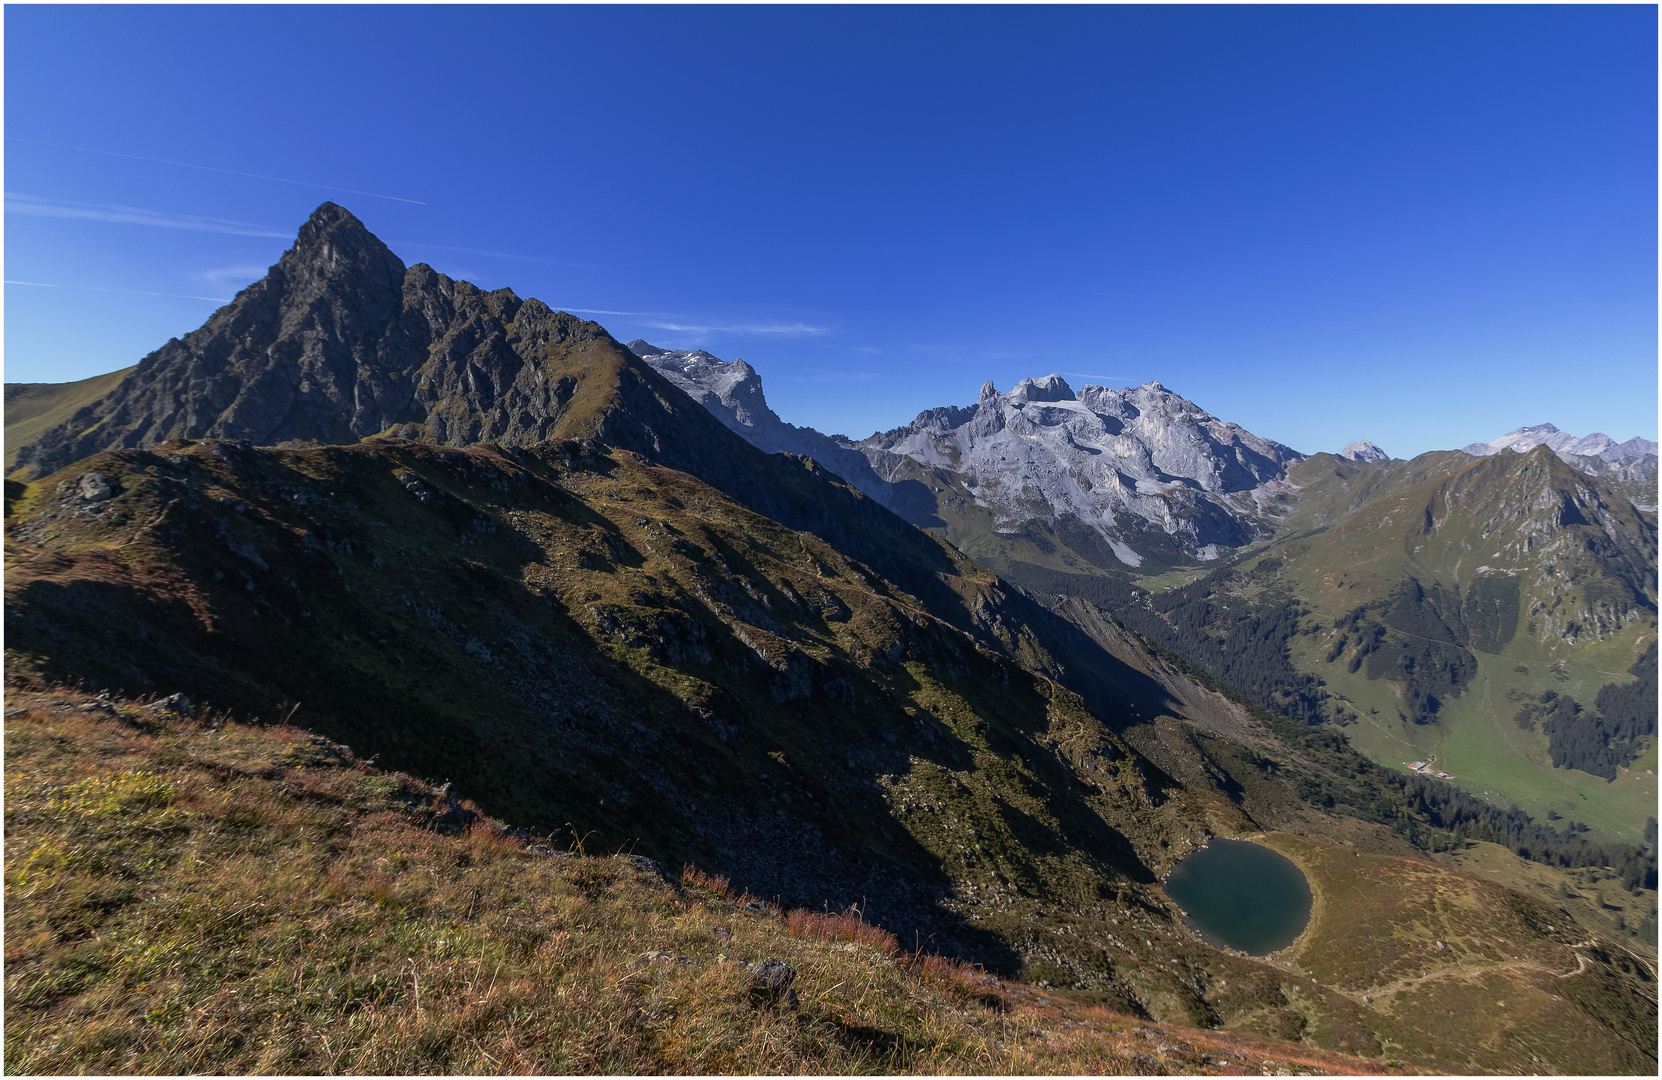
[5,202,1655,1072]
[10,685,1413,1076]
[4,366,134,471]
[1266,446,1657,838]
[1274,451,1477,538]
[8,434,1657,1072]
[1,436,1243,1001]
[9,683,1652,1075]
[1024,445,1657,850]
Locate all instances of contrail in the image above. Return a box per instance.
[645,319,834,336]
[8,136,427,205]
[7,193,291,237]
[6,279,231,303]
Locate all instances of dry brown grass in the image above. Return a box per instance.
[3,682,1397,1075]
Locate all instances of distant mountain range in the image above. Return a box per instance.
[635,343,1304,572]
[1463,422,1658,463]
[5,204,1656,1073]
[632,342,1657,575]
[632,344,1657,828]
[1458,422,1659,488]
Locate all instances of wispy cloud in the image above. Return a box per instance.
[195,264,272,293]
[6,279,230,303]
[643,319,835,338]
[1057,371,1127,385]
[8,136,426,205]
[6,193,290,237]
[495,301,839,340]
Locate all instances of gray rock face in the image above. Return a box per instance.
[13,204,629,478]
[857,376,1304,564]
[75,473,115,501]
[639,352,1306,566]
[635,344,896,504]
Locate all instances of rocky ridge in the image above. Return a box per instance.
[626,341,895,503]
[13,205,705,481]
[636,347,1305,569]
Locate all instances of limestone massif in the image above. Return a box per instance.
[637,347,1309,572]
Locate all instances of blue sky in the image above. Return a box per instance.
[5,5,1656,458]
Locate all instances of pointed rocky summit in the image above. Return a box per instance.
[11,205,695,479]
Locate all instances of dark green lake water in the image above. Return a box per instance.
[1164,839,1313,955]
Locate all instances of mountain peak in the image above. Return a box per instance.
[291,202,377,256]
[1339,439,1389,462]
[8,203,651,476]
[274,201,406,302]
[1009,373,1076,403]
[626,339,671,358]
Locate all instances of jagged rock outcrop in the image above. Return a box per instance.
[630,350,1307,568]
[15,205,669,478]
[630,341,895,503]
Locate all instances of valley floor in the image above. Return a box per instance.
[1291,638,1658,849]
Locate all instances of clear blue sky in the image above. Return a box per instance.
[5,5,1656,458]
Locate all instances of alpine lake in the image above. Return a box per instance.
[1164,839,1313,955]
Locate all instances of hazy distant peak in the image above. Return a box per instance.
[626,339,671,358]
[1339,439,1390,462]
[1464,424,1658,463]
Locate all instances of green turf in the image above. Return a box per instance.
[4,366,133,471]
[1297,637,1658,842]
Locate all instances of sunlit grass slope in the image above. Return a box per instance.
[4,684,1401,1076]
[1259,832,1657,1075]
[4,366,133,472]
